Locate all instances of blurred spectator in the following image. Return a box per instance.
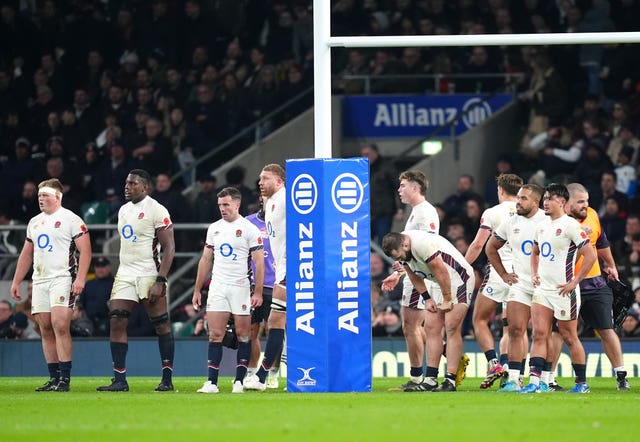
[572,141,614,197]
[484,154,515,207]
[600,196,627,246]
[151,173,192,223]
[15,180,39,223]
[607,122,640,165]
[594,170,628,217]
[441,174,482,220]
[222,165,257,216]
[0,300,14,338]
[334,49,369,94]
[614,146,637,197]
[371,301,403,337]
[361,143,401,244]
[1,138,42,203]
[192,172,221,224]
[127,303,154,337]
[463,195,484,233]
[445,217,469,243]
[458,46,502,93]
[185,83,226,152]
[248,65,281,138]
[81,256,114,337]
[615,214,640,275]
[9,311,39,339]
[14,280,38,335]
[70,303,95,337]
[620,307,640,337]
[130,117,173,177]
[0,207,23,280]
[92,140,135,214]
[370,252,388,289]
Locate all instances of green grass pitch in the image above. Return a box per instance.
[1,377,637,441]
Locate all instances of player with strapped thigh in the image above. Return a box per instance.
[560,183,630,390]
[521,183,596,394]
[485,184,547,392]
[465,173,522,389]
[11,178,91,392]
[97,169,176,392]
[245,164,286,391]
[192,187,264,394]
[383,230,474,392]
[246,195,280,388]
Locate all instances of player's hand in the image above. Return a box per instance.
[501,273,518,286]
[251,292,263,308]
[391,261,404,273]
[425,298,438,313]
[71,277,85,295]
[438,300,453,312]
[10,283,21,301]
[192,291,202,312]
[557,279,578,296]
[148,282,166,304]
[532,274,540,287]
[381,272,400,291]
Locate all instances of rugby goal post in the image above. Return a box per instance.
[313,0,640,158]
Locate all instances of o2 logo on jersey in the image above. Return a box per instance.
[521,240,534,256]
[219,242,238,261]
[540,241,555,261]
[121,224,137,242]
[331,173,364,214]
[413,269,433,280]
[291,173,318,215]
[36,234,53,252]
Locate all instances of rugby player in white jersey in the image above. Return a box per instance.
[383,230,475,391]
[464,173,522,388]
[97,169,175,392]
[521,183,596,394]
[245,163,286,391]
[192,187,264,394]
[485,183,547,392]
[11,178,92,392]
[383,170,467,391]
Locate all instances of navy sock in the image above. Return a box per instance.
[59,361,72,380]
[445,372,456,383]
[258,328,285,382]
[235,341,251,382]
[520,359,526,375]
[529,356,545,377]
[508,360,521,373]
[484,349,497,362]
[543,360,553,372]
[47,362,59,380]
[111,342,128,382]
[426,366,439,378]
[410,366,423,378]
[158,332,174,381]
[572,363,587,384]
[499,353,508,366]
[207,342,223,384]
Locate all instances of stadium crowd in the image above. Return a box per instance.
[2,0,640,348]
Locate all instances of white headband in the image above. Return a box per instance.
[39,187,62,200]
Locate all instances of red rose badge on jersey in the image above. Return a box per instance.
[80,224,88,232]
[163,217,170,226]
[54,221,61,228]
[138,212,145,219]
[236,229,242,237]
[430,222,436,231]
[556,228,562,236]
[580,231,587,239]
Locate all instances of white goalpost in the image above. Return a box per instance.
[312,0,640,159]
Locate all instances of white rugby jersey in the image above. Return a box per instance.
[206,216,263,287]
[533,214,589,291]
[116,196,172,277]
[403,230,474,301]
[493,209,548,292]
[405,200,439,233]
[479,200,517,267]
[26,207,88,280]
[264,186,286,277]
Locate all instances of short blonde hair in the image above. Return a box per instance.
[38,178,64,193]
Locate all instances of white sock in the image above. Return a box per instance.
[548,371,556,384]
[529,375,540,386]
[614,365,626,374]
[541,371,550,384]
[246,368,257,377]
[508,369,520,382]
[269,367,280,377]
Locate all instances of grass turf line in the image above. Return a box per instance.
[1,377,637,442]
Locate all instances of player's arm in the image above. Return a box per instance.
[72,232,92,295]
[192,246,214,311]
[428,254,454,311]
[485,235,518,285]
[149,227,175,304]
[598,246,619,281]
[465,227,491,265]
[558,241,596,296]
[10,239,34,301]
[531,241,540,287]
[381,266,403,291]
[250,247,265,308]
